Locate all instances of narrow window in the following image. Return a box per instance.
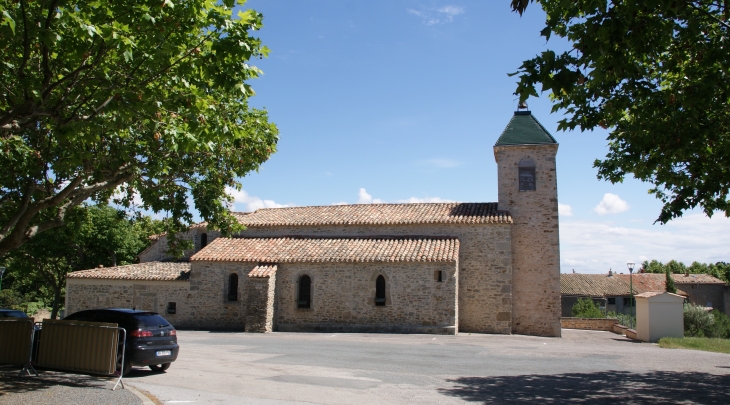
[228,273,238,301]
[375,275,386,306]
[298,275,311,308]
[167,302,177,314]
[200,233,208,249]
[518,158,536,191]
[437,271,443,282]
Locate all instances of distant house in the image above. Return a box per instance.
[560,273,727,317]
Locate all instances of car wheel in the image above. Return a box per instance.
[117,353,133,377]
[149,363,171,372]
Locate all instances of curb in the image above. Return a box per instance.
[125,384,157,405]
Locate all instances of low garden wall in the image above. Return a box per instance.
[561,317,619,331]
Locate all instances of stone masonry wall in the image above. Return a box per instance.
[275,261,458,334]
[245,274,276,332]
[138,229,221,263]
[65,280,191,325]
[561,317,618,331]
[237,223,512,334]
[676,283,725,313]
[494,144,561,337]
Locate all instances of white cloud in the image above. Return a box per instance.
[424,158,462,169]
[357,188,385,204]
[226,187,289,212]
[560,213,730,274]
[396,196,456,203]
[594,193,630,215]
[407,5,465,25]
[558,203,573,217]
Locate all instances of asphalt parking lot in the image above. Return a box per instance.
[123,329,730,404]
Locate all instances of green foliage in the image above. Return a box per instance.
[0,0,278,257]
[659,337,730,354]
[572,297,604,318]
[607,311,635,329]
[640,259,730,284]
[684,303,715,337]
[510,1,730,223]
[705,310,730,339]
[665,269,677,293]
[0,289,25,308]
[0,204,159,318]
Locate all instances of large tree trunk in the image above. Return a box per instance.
[51,285,62,319]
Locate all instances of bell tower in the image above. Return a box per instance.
[494,104,561,337]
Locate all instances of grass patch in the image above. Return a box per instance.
[658,337,730,354]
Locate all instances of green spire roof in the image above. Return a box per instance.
[494,111,557,146]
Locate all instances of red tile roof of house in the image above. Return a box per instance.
[670,273,726,284]
[191,237,460,263]
[248,264,277,278]
[560,273,694,297]
[232,203,511,227]
[67,262,191,281]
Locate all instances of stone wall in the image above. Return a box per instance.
[676,283,725,313]
[65,279,191,325]
[237,222,511,334]
[138,228,221,262]
[274,261,458,334]
[561,317,618,331]
[245,274,276,333]
[494,144,561,337]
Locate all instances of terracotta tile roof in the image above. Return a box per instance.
[561,273,693,297]
[191,237,460,263]
[248,264,277,278]
[67,262,191,281]
[671,273,726,284]
[232,203,511,227]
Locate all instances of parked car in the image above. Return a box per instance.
[0,308,30,318]
[63,308,179,376]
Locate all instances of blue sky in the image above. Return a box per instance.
[219,0,729,274]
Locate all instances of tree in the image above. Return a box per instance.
[1,204,149,318]
[0,0,278,257]
[572,297,604,318]
[509,1,730,223]
[665,269,677,293]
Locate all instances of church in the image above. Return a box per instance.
[65,108,562,337]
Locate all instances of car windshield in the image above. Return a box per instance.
[134,314,170,328]
[0,310,29,318]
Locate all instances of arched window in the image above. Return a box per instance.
[375,275,386,306]
[518,158,536,191]
[298,275,311,308]
[200,233,208,249]
[227,273,238,301]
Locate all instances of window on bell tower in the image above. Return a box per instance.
[518,158,536,191]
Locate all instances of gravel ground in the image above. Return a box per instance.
[0,366,142,405]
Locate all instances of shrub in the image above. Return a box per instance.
[0,289,25,309]
[705,310,730,339]
[665,269,677,293]
[572,297,604,318]
[684,303,714,337]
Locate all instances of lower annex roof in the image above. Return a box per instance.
[67,262,191,281]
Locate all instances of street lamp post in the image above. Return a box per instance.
[0,267,5,291]
[626,261,635,328]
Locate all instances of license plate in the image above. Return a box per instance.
[156,350,172,356]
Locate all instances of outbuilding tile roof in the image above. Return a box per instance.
[560,273,698,297]
[191,237,460,263]
[671,273,726,284]
[248,264,277,278]
[232,203,511,227]
[67,262,191,281]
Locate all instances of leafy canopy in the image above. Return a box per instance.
[0,0,278,257]
[510,1,730,223]
[572,297,604,318]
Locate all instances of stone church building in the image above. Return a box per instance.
[65,109,562,337]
